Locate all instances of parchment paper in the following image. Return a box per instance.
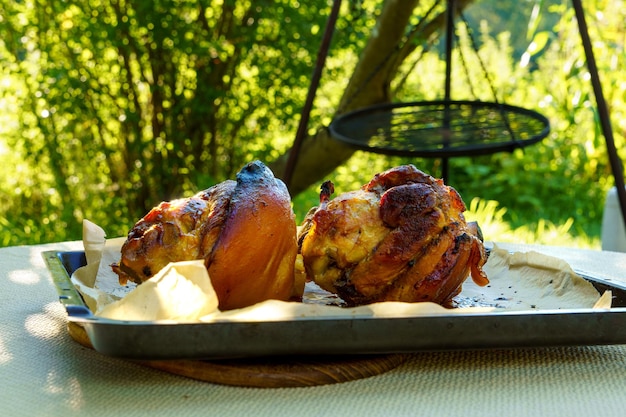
[71,220,610,322]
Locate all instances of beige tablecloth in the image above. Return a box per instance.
[3,240,626,417]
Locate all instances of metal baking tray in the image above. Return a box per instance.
[43,250,626,360]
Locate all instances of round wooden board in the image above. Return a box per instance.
[67,321,407,388]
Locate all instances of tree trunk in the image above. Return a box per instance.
[270,0,475,196]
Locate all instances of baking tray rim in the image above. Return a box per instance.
[42,249,626,359]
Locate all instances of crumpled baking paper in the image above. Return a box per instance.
[71,220,610,323]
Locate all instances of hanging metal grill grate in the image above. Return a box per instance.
[329,100,550,159]
[323,0,552,183]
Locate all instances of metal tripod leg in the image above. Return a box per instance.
[283,0,342,188]
[572,0,626,231]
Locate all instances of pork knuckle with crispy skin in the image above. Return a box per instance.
[111,160,301,311]
[298,165,489,306]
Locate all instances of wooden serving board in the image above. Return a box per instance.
[67,321,407,388]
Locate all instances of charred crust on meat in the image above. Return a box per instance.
[320,180,335,203]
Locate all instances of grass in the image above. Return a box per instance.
[465,198,601,249]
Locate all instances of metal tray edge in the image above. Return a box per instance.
[42,249,626,360]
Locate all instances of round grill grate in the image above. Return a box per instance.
[329,100,550,158]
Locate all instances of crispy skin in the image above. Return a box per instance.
[300,190,391,293]
[207,161,299,310]
[299,165,488,306]
[112,161,300,311]
[111,180,235,285]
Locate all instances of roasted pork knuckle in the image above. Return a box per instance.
[112,161,301,310]
[298,165,489,306]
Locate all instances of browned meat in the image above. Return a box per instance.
[298,165,489,306]
[112,161,301,310]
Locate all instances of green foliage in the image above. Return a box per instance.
[0,0,374,243]
[465,198,599,248]
[0,0,624,249]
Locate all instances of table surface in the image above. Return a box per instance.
[3,240,626,417]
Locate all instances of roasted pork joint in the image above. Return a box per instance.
[111,160,301,311]
[298,165,489,306]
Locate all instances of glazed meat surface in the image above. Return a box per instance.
[298,165,489,306]
[112,180,235,285]
[112,161,300,310]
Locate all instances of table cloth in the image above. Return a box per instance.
[2,240,626,417]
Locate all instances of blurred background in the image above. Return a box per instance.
[0,0,623,248]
